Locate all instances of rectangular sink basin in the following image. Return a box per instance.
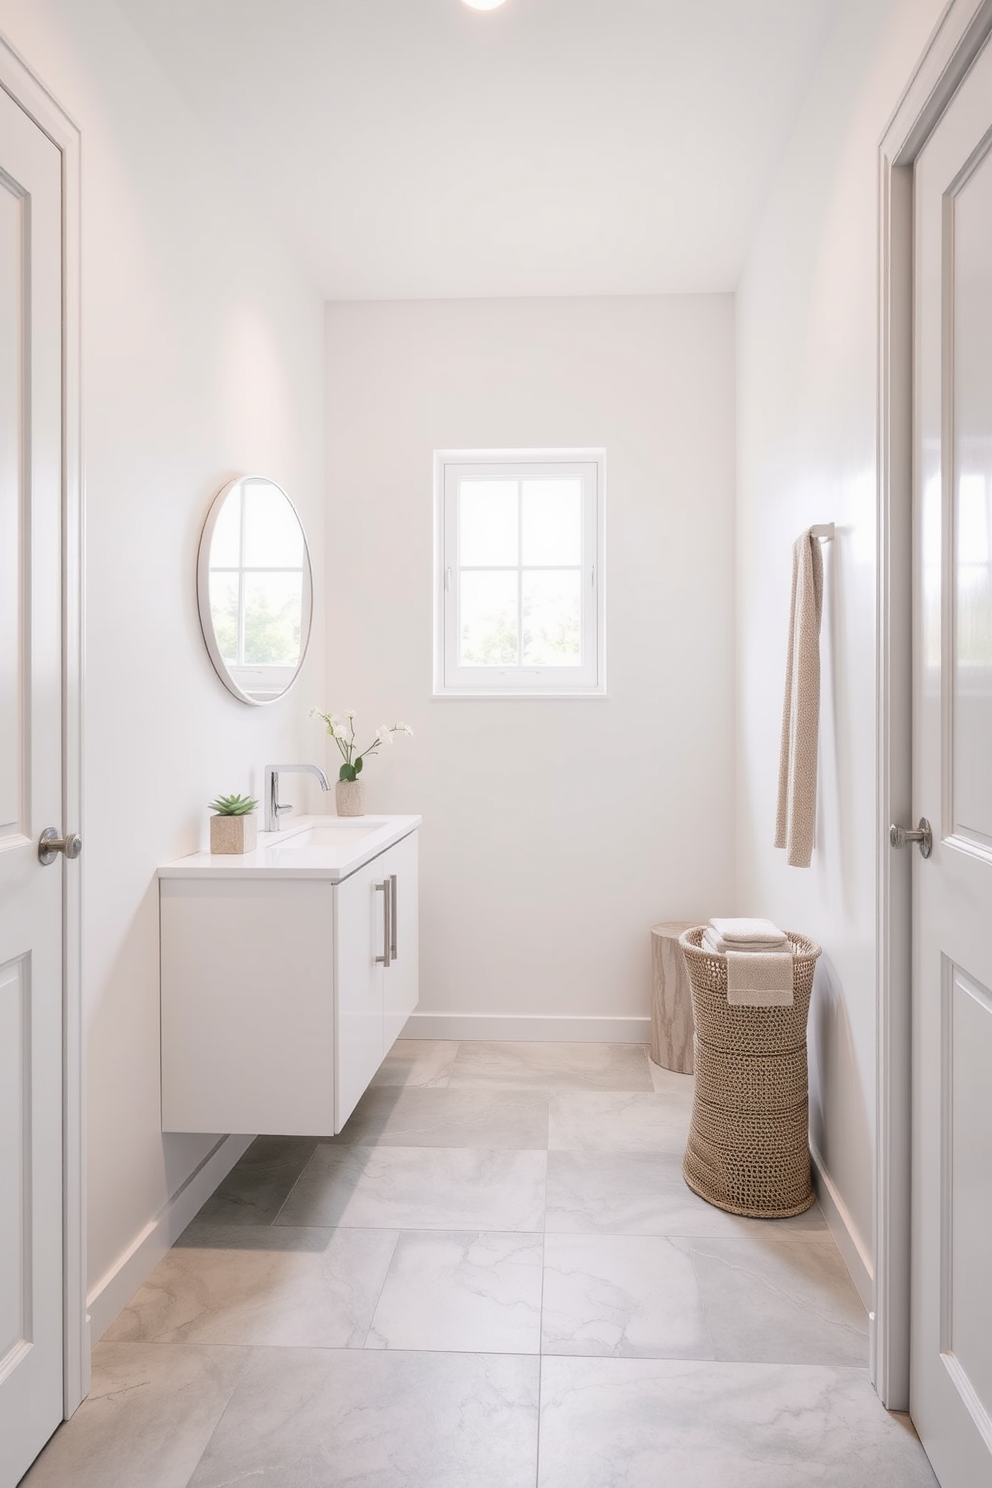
[275,823,382,850]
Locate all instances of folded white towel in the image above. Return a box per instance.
[704,928,790,956]
[709,917,788,946]
[725,950,794,1007]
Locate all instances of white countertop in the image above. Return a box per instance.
[158,814,421,883]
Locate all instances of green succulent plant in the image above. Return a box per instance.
[209,793,258,817]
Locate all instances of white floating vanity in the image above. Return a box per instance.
[158,814,420,1136]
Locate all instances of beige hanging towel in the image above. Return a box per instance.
[775,529,824,867]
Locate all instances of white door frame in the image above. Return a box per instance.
[875,0,992,1414]
[0,35,86,1416]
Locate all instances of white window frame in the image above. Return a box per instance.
[433,447,606,698]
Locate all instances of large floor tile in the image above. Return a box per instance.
[191,1135,319,1228]
[545,1151,828,1238]
[329,1084,550,1149]
[537,1358,938,1488]
[366,1229,543,1353]
[102,1225,398,1349]
[689,1234,869,1366]
[20,1343,245,1488]
[274,1143,548,1231]
[541,1233,713,1359]
[370,1039,460,1089]
[447,1041,653,1091]
[187,1347,540,1488]
[549,1090,690,1153]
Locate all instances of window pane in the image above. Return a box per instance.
[243,572,303,665]
[243,480,305,567]
[210,488,242,567]
[460,570,518,665]
[209,572,239,664]
[459,480,519,567]
[522,570,581,666]
[521,479,582,566]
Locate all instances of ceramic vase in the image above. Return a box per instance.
[336,779,365,817]
[209,813,258,855]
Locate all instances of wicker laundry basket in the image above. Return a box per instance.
[678,926,822,1218]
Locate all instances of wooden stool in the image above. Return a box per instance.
[650,921,697,1073]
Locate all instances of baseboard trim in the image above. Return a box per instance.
[400,1012,651,1044]
[810,1141,873,1312]
[87,1133,254,1343]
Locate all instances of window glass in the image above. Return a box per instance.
[459,480,518,567]
[521,479,582,566]
[460,570,518,665]
[522,570,582,665]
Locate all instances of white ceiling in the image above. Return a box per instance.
[116,0,840,300]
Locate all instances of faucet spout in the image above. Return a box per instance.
[264,763,331,832]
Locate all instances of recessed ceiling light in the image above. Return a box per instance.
[461,0,509,10]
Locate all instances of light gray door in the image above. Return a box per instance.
[911,32,992,1487]
[0,82,65,1486]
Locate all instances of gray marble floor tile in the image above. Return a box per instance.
[366,1229,543,1353]
[20,1342,245,1488]
[648,1060,696,1099]
[537,1358,938,1488]
[328,1084,550,1149]
[545,1150,829,1238]
[689,1234,869,1366]
[274,1143,548,1231]
[102,1226,398,1349]
[549,1090,691,1153]
[370,1038,460,1088]
[447,1040,653,1091]
[187,1347,540,1488]
[541,1233,713,1359]
[191,1135,319,1227]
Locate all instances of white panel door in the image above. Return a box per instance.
[911,34,992,1488]
[0,85,65,1486]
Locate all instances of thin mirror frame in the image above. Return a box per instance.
[196,474,314,707]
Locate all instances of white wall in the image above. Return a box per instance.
[325,296,736,1037]
[0,0,326,1331]
[735,0,945,1294]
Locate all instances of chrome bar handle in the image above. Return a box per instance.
[389,874,398,961]
[889,818,932,858]
[375,880,391,967]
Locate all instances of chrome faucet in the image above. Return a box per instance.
[264,763,331,832]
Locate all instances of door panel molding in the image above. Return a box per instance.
[0,33,85,1417]
[877,0,992,1414]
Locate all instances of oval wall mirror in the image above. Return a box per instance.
[197,475,313,706]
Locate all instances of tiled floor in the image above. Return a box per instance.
[22,1041,938,1487]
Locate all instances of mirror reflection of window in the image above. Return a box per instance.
[198,476,312,705]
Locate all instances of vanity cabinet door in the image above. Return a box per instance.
[382,830,419,1052]
[334,854,387,1129]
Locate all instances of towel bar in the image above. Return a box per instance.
[810,523,834,540]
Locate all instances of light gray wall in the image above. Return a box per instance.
[0,0,326,1321]
[735,0,946,1291]
[325,295,736,1036]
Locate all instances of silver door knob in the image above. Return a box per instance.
[38,827,82,865]
[889,818,932,858]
